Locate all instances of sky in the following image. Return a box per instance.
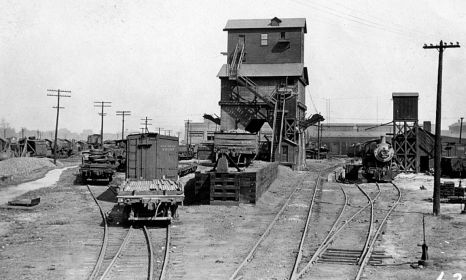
[0,0,465,137]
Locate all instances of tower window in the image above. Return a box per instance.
[261,34,268,46]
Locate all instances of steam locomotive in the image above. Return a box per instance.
[345,136,398,182]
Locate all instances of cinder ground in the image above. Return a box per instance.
[0,158,465,280]
[364,174,466,280]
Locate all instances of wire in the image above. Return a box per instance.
[306,87,319,113]
[290,0,433,40]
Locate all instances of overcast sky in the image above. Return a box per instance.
[1,0,465,136]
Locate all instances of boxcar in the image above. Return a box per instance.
[117,133,183,221]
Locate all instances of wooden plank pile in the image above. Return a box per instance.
[440,181,465,202]
[121,179,181,192]
[210,173,240,205]
[239,162,279,203]
[188,162,280,205]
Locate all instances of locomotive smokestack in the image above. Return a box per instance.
[380,135,387,144]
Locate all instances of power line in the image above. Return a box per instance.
[291,0,432,40]
[94,101,112,149]
[116,110,131,140]
[47,88,71,164]
[306,87,319,113]
[423,40,460,216]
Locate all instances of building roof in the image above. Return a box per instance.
[392,92,419,97]
[218,63,305,78]
[224,18,307,33]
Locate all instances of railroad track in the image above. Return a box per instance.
[229,166,337,280]
[86,185,170,280]
[291,182,401,280]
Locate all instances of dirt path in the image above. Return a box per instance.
[0,167,106,280]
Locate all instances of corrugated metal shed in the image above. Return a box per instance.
[224,18,307,33]
[218,63,305,77]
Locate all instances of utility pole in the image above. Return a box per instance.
[94,101,112,149]
[165,130,171,136]
[156,127,163,134]
[424,40,460,216]
[185,119,191,145]
[116,110,131,140]
[140,117,152,133]
[459,117,464,144]
[317,121,321,159]
[47,89,71,164]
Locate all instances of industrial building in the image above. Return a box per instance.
[183,118,219,146]
[306,123,394,156]
[217,17,308,167]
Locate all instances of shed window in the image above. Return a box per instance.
[261,34,268,46]
[280,32,286,39]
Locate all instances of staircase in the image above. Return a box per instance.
[228,43,275,108]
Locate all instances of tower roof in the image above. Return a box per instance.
[224,17,307,33]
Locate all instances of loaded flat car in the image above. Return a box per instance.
[117,179,183,221]
[79,150,116,183]
[117,133,181,221]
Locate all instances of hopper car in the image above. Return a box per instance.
[213,131,258,168]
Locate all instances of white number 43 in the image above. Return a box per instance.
[437,272,462,280]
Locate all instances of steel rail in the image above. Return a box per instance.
[143,226,154,280]
[355,182,401,280]
[229,174,312,280]
[229,165,341,280]
[319,185,348,251]
[290,183,347,280]
[159,225,171,280]
[87,185,109,280]
[355,184,375,265]
[99,226,134,280]
[294,183,382,280]
[289,175,321,278]
[358,183,381,264]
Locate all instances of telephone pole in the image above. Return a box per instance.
[94,101,112,149]
[459,117,464,144]
[140,117,152,133]
[116,110,131,140]
[47,89,71,164]
[185,119,191,145]
[424,40,460,216]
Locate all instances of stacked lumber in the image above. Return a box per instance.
[121,179,181,192]
[210,173,240,205]
[440,181,465,198]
